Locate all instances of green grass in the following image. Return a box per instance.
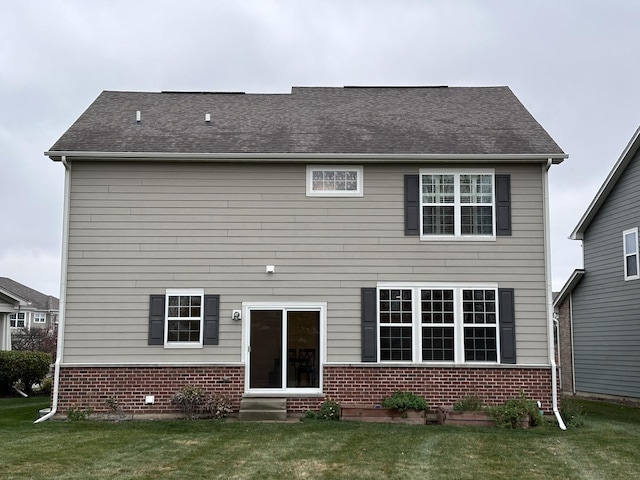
[2,396,640,479]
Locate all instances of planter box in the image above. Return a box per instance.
[437,407,495,427]
[437,407,530,428]
[340,406,426,424]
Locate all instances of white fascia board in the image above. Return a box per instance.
[45,151,568,163]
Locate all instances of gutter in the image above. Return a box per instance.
[543,158,567,430]
[35,156,70,423]
[44,150,568,164]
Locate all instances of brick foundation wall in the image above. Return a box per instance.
[56,366,244,415]
[55,364,556,416]
[323,365,556,413]
[556,296,575,395]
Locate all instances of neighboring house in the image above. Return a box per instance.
[43,86,567,419]
[0,277,59,350]
[555,125,640,401]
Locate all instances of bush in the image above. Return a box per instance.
[205,393,233,419]
[0,351,51,396]
[171,385,206,419]
[453,393,485,411]
[11,326,57,361]
[304,399,340,420]
[560,399,586,428]
[381,391,429,413]
[488,391,543,428]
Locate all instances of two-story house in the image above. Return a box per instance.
[40,86,566,421]
[555,125,640,402]
[0,277,59,350]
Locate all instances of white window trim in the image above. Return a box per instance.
[9,312,26,328]
[306,165,364,197]
[623,228,640,281]
[419,168,496,241]
[376,282,500,365]
[33,312,46,323]
[164,288,204,348]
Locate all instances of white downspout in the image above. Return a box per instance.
[544,158,566,430]
[35,156,70,423]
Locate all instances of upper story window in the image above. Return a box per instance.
[165,289,204,347]
[623,228,639,281]
[420,169,495,239]
[378,284,499,364]
[33,313,46,323]
[9,312,26,328]
[306,165,363,197]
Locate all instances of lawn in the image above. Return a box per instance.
[1,397,639,479]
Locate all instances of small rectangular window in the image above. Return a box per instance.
[165,289,204,346]
[623,228,639,281]
[33,313,46,323]
[420,170,495,239]
[306,165,363,197]
[9,312,26,328]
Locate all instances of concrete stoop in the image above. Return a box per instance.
[238,397,288,421]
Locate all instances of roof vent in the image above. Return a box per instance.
[136,111,141,124]
[205,113,211,123]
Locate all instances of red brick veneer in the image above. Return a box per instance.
[323,365,555,413]
[55,364,556,415]
[56,366,245,415]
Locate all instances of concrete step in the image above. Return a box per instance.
[238,397,287,421]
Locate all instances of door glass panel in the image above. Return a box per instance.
[287,311,320,388]
[249,310,283,389]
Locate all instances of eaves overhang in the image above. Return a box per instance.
[45,151,568,164]
[570,125,640,240]
[553,269,585,309]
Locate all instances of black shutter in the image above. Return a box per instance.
[148,294,165,345]
[496,174,511,236]
[203,295,220,345]
[404,175,420,236]
[361,287,377,362]
[498,288,516,364]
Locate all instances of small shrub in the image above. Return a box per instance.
[105,395,125,418]
[171,385,206,419]
[381,391,429,413]
[0,351,51,395]
[453,393,484,411]
[67,405,92,421]
[561,399,586,428]
[305,399,340,420]
[489,391,542,428]
[205,393,233,419]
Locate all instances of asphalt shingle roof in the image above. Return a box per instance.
[48,86,564,157]
[0,278,59,311]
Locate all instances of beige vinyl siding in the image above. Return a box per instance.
[63,161,549,365]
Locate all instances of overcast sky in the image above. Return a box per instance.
[1,0,639,297]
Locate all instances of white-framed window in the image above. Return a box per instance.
[33,313,46,323]
[378,283,499,364]
[165,289,204,347]
[623,228,639,281]
[420,169,495,239]
[306,165,363,197]
[9,312,26,328]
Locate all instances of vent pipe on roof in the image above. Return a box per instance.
[205,113,211,123]
[136,111,141,124]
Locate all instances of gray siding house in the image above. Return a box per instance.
[0,277,59,350]
[42,86,566,420]
[557,125,640,401]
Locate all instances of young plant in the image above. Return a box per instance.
[453,393,485,411]
[381,391,429,413]
[304,399,340,420]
